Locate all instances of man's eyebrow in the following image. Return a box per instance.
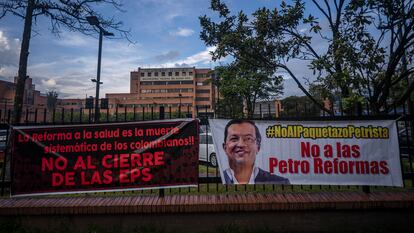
[228,134,254,137]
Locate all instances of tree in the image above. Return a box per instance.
[200,0,332,115]
[214,63,283,118]
[0,0,130,123]
[46,90,58,110]
[281,95,321,117]
[306,0,414,114]
[367,1,414,113]
[200,0,414,115]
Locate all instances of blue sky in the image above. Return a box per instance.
[0,0,319,99]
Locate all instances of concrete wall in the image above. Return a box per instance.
[2,210,414,233]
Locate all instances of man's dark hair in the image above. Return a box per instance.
[223,119,261,147]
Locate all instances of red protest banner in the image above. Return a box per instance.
[11,120,199,196]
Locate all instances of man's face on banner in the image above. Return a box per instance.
[223,122,259,169]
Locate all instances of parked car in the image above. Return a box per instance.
[199,133,217,167]
[199,124,211,134]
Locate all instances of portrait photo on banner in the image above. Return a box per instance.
[209,119,402,187]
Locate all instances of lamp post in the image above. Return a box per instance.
[87,16,114,123]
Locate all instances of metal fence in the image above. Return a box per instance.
[1,101,413,196]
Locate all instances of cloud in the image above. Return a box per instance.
[54,32,92,47]
[153,51,180,63]
[0,30,20,68]
[41,78,57,88]
[160,46,217,67]
[26,38,144,98]
[169,28,195,37]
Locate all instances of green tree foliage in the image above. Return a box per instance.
[307,0,414,114]
[0,0,130,123]
[200,0,414,115]
[214,63,283,118]
[46,90,58,110]
[281,96,322,117]
[200,0,331,115]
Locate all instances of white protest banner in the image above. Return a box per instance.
[209,119,402,186]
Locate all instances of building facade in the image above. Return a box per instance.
[106,67,216,117]
[0,77,47,122]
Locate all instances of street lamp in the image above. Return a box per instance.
[87,15,114,123]
[91,79,103,85]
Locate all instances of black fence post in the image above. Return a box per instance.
[106,108,109,122]
[159,106,165,198]
[267,104,271,119]
[52,108,56,124]
[115,105,119,122]
[34,108,38,124]
[25,107,29,124]
[133,105,136,121]
[79,108,83,123]
[1,126,10,196]
[357,102,370,194]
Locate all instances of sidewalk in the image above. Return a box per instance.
[1,191,413,215]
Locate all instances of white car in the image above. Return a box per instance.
[199,133,217,167]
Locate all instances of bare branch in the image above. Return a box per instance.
[312,0,334,29]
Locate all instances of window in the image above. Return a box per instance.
[140,81,153,85]
[155,72,159,76]
[168,72,172,76]
[189,71,193,76]
[196,97,210,101]
[181,81,194,84]
[167,89,180,93]
[182,71,186,76]
[200,135,213,144]
[147,72,152,77]
[140,72,145,76]
[197,82,203,86]
[167,81,180,85]
[196,89,210,93]
[161,72,165,76]
[197,105,211,109]
[175,72,179,76]
[153,81,166,85]
[181,88,193,92]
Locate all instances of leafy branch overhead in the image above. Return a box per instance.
[200,0,332,115]
[200,0,414,115]
[0,0,131,123]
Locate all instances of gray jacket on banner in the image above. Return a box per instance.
[223,168,290,184]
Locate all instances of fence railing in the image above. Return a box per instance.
[1,101,413,196]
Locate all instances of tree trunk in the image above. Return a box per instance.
[13,0,34,124]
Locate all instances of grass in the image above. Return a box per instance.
[198,164,219,176]
[1,163,414,198]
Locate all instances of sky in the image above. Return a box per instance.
[0,0,321,99]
